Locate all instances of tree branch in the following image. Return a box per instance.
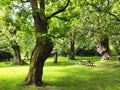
[47,0,70,20]
[111,33,120,36]
[107,12,120,21]
[87,1,120,22]
[53,12,80,21]
[54,16,69,21]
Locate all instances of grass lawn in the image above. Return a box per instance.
[0,56,120,90]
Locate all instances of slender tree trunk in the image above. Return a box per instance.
[94,37,112,61]
[54,51,58,63]
[68,40,75,60]
[68,30,76,60]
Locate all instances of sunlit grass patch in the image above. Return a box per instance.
[95,60,120,68]
[0,61,12,68]
[0,56,120,90]
[0,65,29,90]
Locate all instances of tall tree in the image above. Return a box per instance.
[85,0,120,57]
[23,0,70,86]
[0,1,32,64]
[79,0,120,60]
[9,28,23,64]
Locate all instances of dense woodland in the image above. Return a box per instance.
[0,0,120,89]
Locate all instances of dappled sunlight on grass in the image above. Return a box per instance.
[0,61,12,68]
[76,56,101,62]
[0,66,29,90]
[0,56,120,90]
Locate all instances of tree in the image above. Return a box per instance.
[9,28,23,64]
[78,0,120,60]
[0,1,32,64]
[53,48,58,63]
[94,36,112,60]
[85,0,120,57]
[23,0,70,86]
[68,30,76,60]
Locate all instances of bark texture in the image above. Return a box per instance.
[54,51,58,63]
[68,40,75,60]
[12,45,21,64]
[12,44,27,65]
[24,0,70,86]
[94,37,112,61]
[24,38,53,86]
[68,30,76,60]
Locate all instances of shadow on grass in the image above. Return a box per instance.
[1,56,120,90]
[43,57,120,90]
[0,61,29,68]
[0,61,12,68]
[45,61,75,67]
[45,56,76,67]
[76,56,101,62]
[44,66,120,90]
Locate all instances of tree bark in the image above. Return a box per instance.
[54,51,58,63]
[24,0,54,86]
[12,44,27,65]
[24,37,53,86]
[23,0,70,86]
[12,44,23,65]
[94,36,112,61]
[68,30,76,60]
[24,15,54,85]
[68,40,75,60]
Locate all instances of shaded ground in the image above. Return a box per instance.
[0,56,120,90]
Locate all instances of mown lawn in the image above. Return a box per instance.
[0,56,120,90]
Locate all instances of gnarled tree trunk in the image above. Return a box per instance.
[23,0,54,86]
[12,45,22,64]
[24,16,54,86]
[24,37,53,86]
[23,0,70,86]
[12,44,27,65]
[94,36,112,61]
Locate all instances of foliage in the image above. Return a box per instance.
[78,0,120,55]
[0,1,35,56]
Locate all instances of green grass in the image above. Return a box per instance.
[0,56,120,90]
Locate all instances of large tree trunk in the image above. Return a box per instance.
[11,40,27,65]
[94,36,112,61]
[23,0,69,86]
[24,0,54,86]
[12,44,23,65]
[24,37,53,86]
